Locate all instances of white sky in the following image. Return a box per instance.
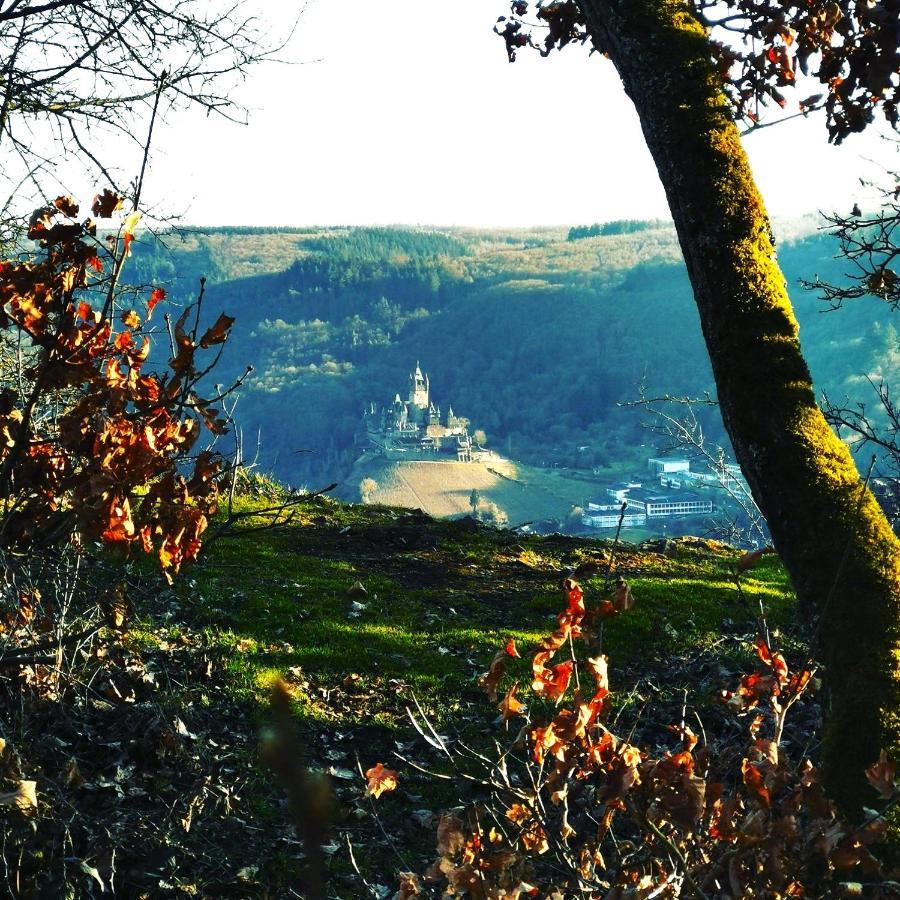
[138,0,898,228]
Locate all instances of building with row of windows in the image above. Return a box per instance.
[648,457,691,476]
[658,461,751,496]
[621,488,713,518]
[582,500,647,529]
[581,457,726,530]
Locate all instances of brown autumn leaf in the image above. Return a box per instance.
[100,582,131,631]
[199,312,236,348]
[754,635,788,683]
[121,309,141,329]
[364,762,398,798]
[122,211,141,254]
[148,287,166,314]
[531,659,573,702]
[571,559,605,579]
[737,546,773,573]
[53,195,79,217]
[612,577,634,612]
[742,758,771,807]
[865,750,897,800]
[505,803,532,825]
[498,682,525,722]
[397,872,423,898]
[585,655,609,692]
[63,759,84,789]
[436,812,466,856]
[478,648,507,702]
[0,780,37,815]
[91,189,123,218]
[27,206,55,240]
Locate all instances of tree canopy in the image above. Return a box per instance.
[497,1,900,142]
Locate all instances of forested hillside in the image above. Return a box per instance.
[128,220,896,486]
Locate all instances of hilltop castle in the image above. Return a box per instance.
[363,363,473,461]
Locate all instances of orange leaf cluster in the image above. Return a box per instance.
[500,1,900,143]
[0,197,234,575]
[423,571,893,897]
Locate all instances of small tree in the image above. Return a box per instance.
[473,428,487,447]
[359,477,378,504]
[0,0,288,224]
[469,488,480,515]
[0,194,235,575]
[481,501,509,527]
[567,504,584,532]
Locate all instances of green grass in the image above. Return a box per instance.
[145,494,800,892]
[169,495,795,735]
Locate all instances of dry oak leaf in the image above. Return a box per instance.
[436,812,466,856]
[532,659,573,703]
[585,654,609,693]
[148,287,166,313]
[478,648,507,702]
[396,872,423,898]
[199,312,236,348]
[612,577,634,612]
[737,546,773,573]
[100,582,131,631]
[754,636,788,684]
[122,211,141,254]
[53,195,79,217]
[365,762,398,798]
[865,750,897,800]
[742,758,771,807]
[498,682,525,722]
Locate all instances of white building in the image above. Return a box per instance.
[648,457,691,476]
[624,489,713,518]
[659,463,751,496]
[583,501,646,529]
[607,480,643,502]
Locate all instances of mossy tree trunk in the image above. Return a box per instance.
[577,0,900,810]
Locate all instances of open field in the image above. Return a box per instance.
[341,454,631,525]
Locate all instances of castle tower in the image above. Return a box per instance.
[409,361,429,409]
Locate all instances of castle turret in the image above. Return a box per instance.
[409,361,429,409]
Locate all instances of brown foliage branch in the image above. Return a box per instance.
[0,193,237,577]
[386,567,898,898]
[797,181,900,525]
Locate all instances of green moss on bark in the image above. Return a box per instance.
[580,0,900,817]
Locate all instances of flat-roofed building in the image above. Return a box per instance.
[582,501,647,529]
[648,457,690,476]
[607,480,643,502]
[623,488,713,518]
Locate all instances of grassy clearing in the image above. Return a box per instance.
[183,497,792,726]
[0,483,795,895]
[140,493,799,894]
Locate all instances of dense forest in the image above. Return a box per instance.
[127,220,896,487]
